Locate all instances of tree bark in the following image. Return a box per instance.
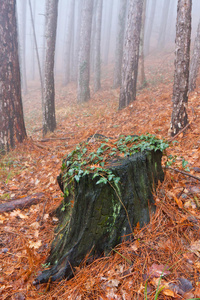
[71,0,83,81]
[43,0,59,136]
[94,0,103,92]
[189,20,200,92]
[119,0,144,110]
[113,0,128,89]
[170,0,192,137]
[30,0,36,81]
[144,0,157,56]
[63,0,75,86]
[103,0,114,65]
[77,0,93,103]
[20,0,28,94]
[157,0,171,51]
[138,0,147,89]
[0,0,27,153]
[35,148,164,284]
[0,193,45,213]
[28,0,44,105]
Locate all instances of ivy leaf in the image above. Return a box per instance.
[96,177,108,185]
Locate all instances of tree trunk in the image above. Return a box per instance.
[43,0,59,136]
[77,0,93,103]
[103,0,113,65]
[63,0,75,86]
[28,0,44,105]
[35,147,164,284]
[94,0,103,93]
[119,0,144,110]
[113,0,128,89]
[170,0,192,137]
[20,0,28,95]
[90,0,97,73]
[144,0,157,56]
[189,20,200,92]
[30,0,36,81]
[138,0,147,89]
[157,0,171,51]
[71,0,83,81]
[0,0,27,153]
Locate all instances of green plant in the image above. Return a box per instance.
[61,134,169,197]
[144,274,165,300]
[41,262,51,269]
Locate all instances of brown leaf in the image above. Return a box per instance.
[149,263,170,278]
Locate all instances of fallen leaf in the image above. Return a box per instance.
[163,288,175,297]
[10,210,28,219]
[149,263,170,278]
[28,240,42,249]
[190,240,200,257]
[30,221,40,229]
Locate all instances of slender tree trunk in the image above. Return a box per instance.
[43,0,59,136]
[157,0,171,51]
[30,0,36,81]
[21,0,28,94]
[28,0,44,104]
[94,0,103,92]
[170,0,192,137]
[138,0,147,88]
[113,0,127,89]
[0,0,27,153]
[72,0,83,81]
[77,0,93,103]
[144,0,157,56]
[119,0,144,110]
[103,0,113,65]
[90,0,97,73]
[189,20,200,92]
[63,0,75,86]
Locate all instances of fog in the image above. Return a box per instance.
[16,0,200,91]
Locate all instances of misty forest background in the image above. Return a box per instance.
[16,0,199,134]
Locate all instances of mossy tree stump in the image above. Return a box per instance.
[35,143,164,284]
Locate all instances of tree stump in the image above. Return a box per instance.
[35,146,164,284]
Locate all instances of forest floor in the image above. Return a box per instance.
[0,51,200,300]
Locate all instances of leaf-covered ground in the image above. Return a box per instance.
[0,52,200,299]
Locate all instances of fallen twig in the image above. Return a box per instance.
[166,166,200,181]
[168,121,192,142]
[0,193,45,213]
[40,137,69,142]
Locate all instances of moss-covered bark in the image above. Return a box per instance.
[35,150,164,284]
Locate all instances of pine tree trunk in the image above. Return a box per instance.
[0,0,27,153]
[43,0,58,136]
[30,0,36,81]
[90,0,97,73]
[113,0,127,89]
[189,20,200,92]
[157,0,171,51]
[94,0,103,93]
[170,0,192,137]
[63,0,75,86]
[72,0,83,81]
[28,0,44,105]
[77,0,93,103]
[103,0,113,65]
[144,0,157,56]
[21,0,28,95]
[138,0,147,89]
[119,0,144,110]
